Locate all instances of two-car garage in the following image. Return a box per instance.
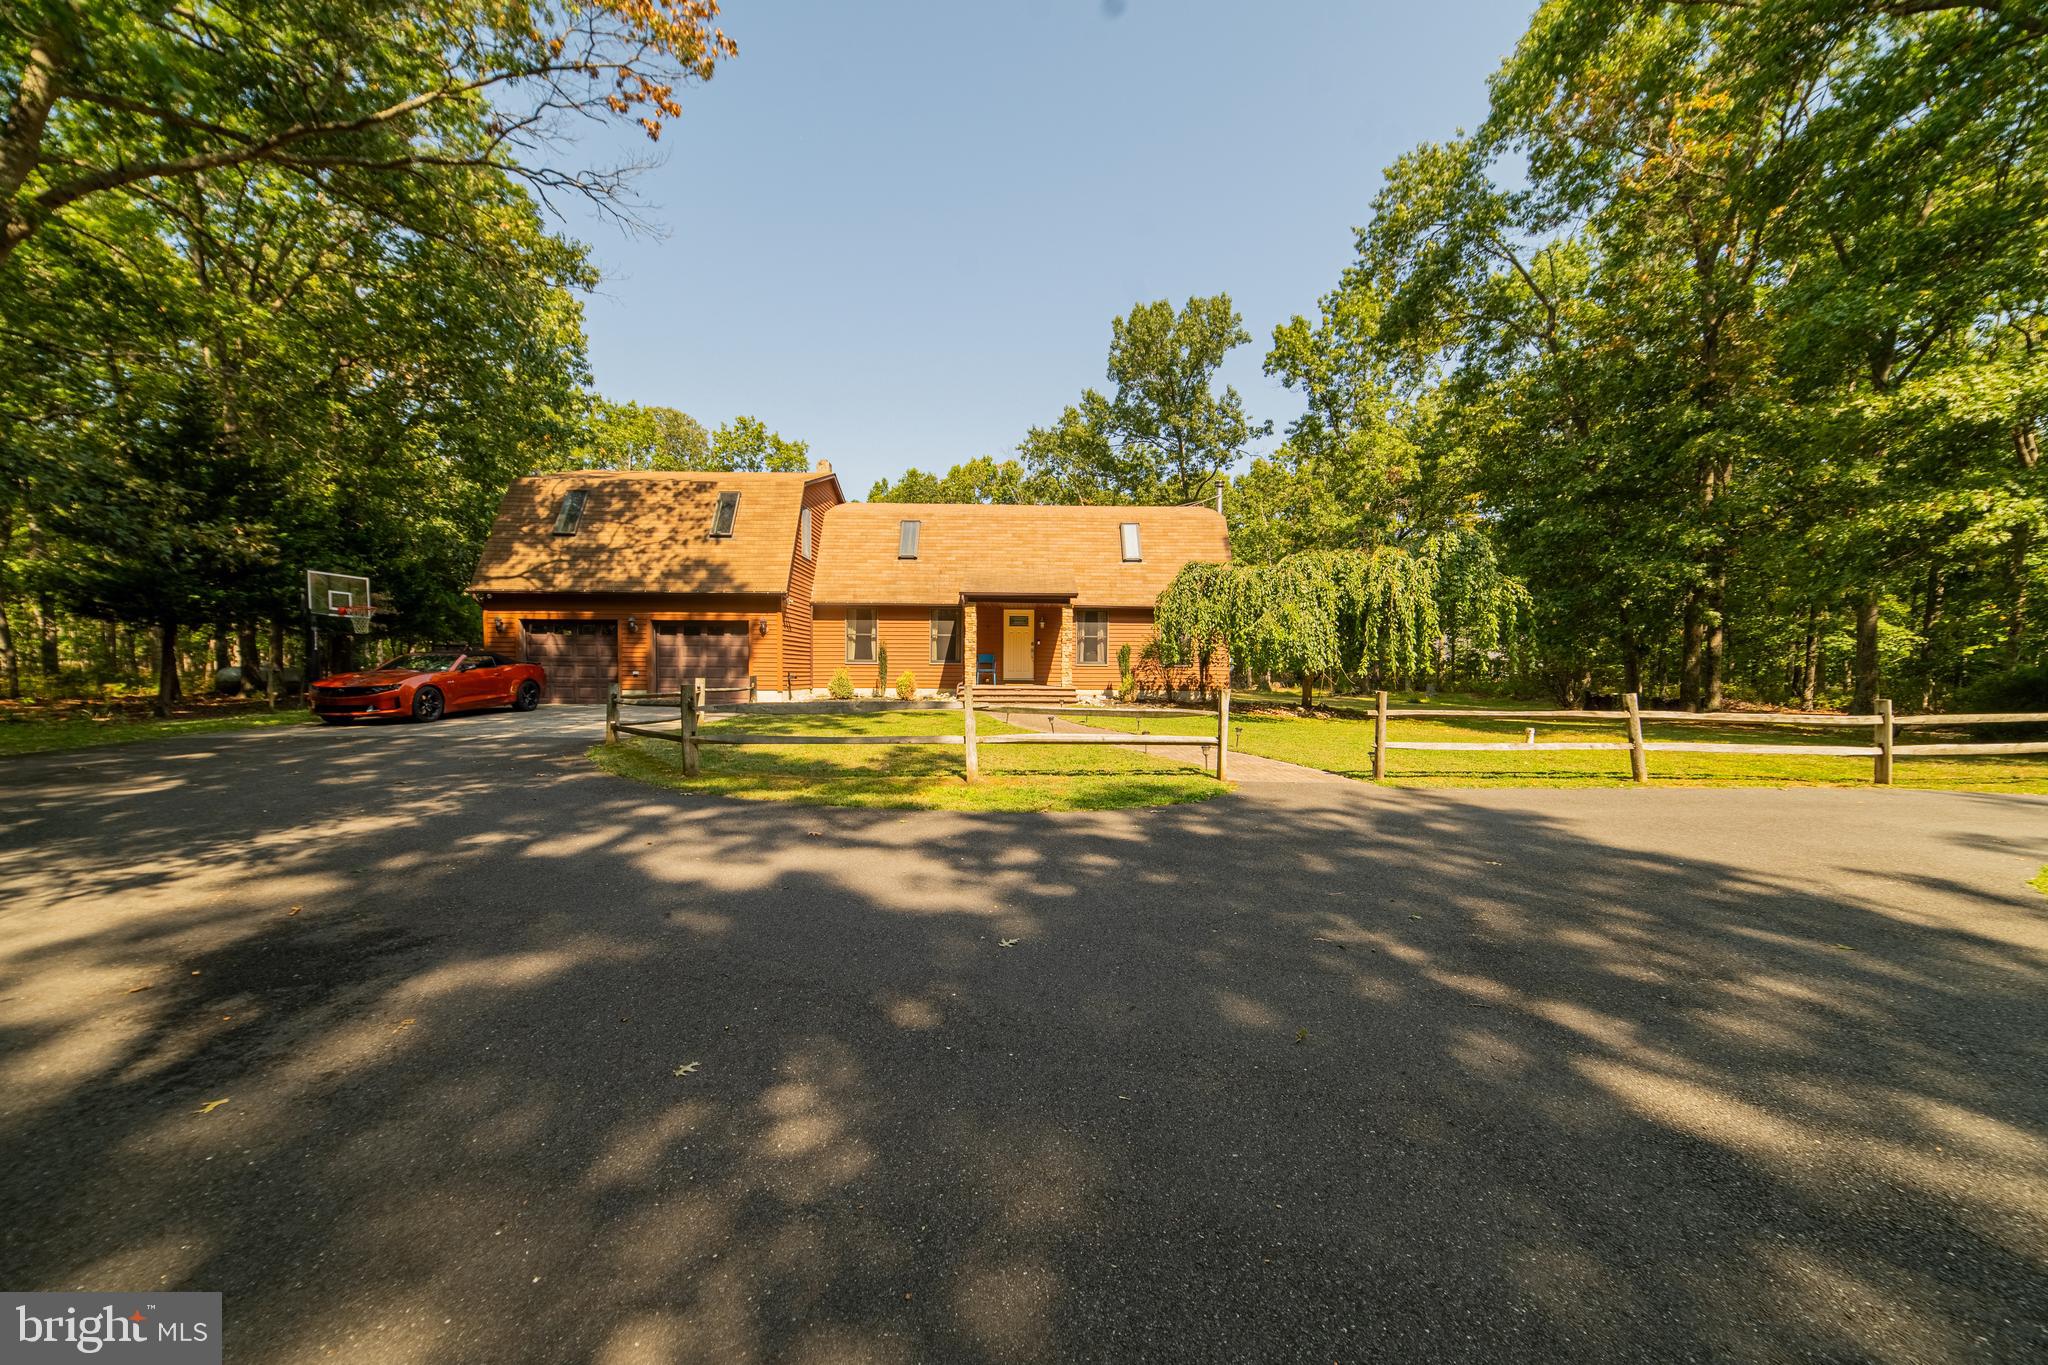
[516,617,757,704]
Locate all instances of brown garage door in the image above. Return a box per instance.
[654,621,751,696]
[520,619,617,704]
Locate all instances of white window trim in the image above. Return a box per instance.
[1120,522,1141,561]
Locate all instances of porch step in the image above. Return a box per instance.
[963,685,1078,706]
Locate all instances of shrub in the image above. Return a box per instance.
[827,669,854,700]
[1954,664,2048,713]
[876,643,889,697]
[895,671,918,699]
[1117,642,1134,700]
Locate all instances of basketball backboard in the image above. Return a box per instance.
[306,570,372,618]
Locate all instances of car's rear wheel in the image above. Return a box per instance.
[411,687,445,722]
[513,680,541,712]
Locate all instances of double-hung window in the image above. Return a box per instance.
[1078,610,1109,666]
[845,609,877,664]
[930,609,961,664]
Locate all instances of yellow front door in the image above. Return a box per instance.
[1002,610,1034,682]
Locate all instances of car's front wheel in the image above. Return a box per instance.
[411,686,445,722]
[513,680,541,712]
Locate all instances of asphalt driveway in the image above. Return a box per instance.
[2,709,2045,1363]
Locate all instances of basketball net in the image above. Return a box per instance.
[335,605,373,635]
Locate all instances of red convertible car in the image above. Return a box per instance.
[311,649,547,723]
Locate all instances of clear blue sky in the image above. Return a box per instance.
[559,0,1539,498]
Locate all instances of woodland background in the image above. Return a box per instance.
[3,2,2041,713]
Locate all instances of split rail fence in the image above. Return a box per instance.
[1365,691,2048,785]
[606,681,1234,782]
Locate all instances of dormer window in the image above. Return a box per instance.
[1120,521,1141,561]
[710,491,739,538]
[552,488,589,536]
[898,519,921,559]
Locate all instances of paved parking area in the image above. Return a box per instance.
[2,709,2045,1363]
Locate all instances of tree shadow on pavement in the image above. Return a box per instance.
[1,714,2045,1363]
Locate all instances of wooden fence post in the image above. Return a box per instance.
[1216,687,1231,781]
[606,683,620,744]
[1624,691,1648,784]
[1874,697,1894,785]
[1373,690,1388,782]
[962,679,979,782]
[683,677,702,776]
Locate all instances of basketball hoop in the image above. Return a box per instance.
[335,605,374,635]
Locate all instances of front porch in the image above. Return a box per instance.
[959,590,1078,697]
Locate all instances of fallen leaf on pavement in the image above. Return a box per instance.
[998,938,1019,949]
[673,1062,700,1076]
[195,1099,229,1115]
[126,982,154,994]
[287,905,302,916]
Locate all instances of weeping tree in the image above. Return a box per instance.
[1156,531,1530,708]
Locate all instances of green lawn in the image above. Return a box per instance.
[591,709,1227,811]
[0,698,317,756]
[1087,695,2048,791]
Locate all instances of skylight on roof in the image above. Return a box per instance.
[710,491,739,537]
[553,488,589,536]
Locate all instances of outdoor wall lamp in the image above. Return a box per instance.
[627,616,640,634]
[493,616,506,631]
[755,619,769,637]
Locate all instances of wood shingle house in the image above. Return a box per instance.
[469,464,1228,703]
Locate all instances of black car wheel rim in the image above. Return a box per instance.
[418,692,441,719]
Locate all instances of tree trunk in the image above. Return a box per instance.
[1679,590,1703,709]
[1702,581,1726,711]
[268,618,284,708]
[34,592,58,675]
[1851,593,1881,715]
[1299,675,1313,712]
[1618,607,1643,697]
[154,619,180,717]
[1916,565,1945,712]
[2008,424,2040,666]
[1799,609,1820,710]
[0,599,17,699]
[236,621,260,675]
